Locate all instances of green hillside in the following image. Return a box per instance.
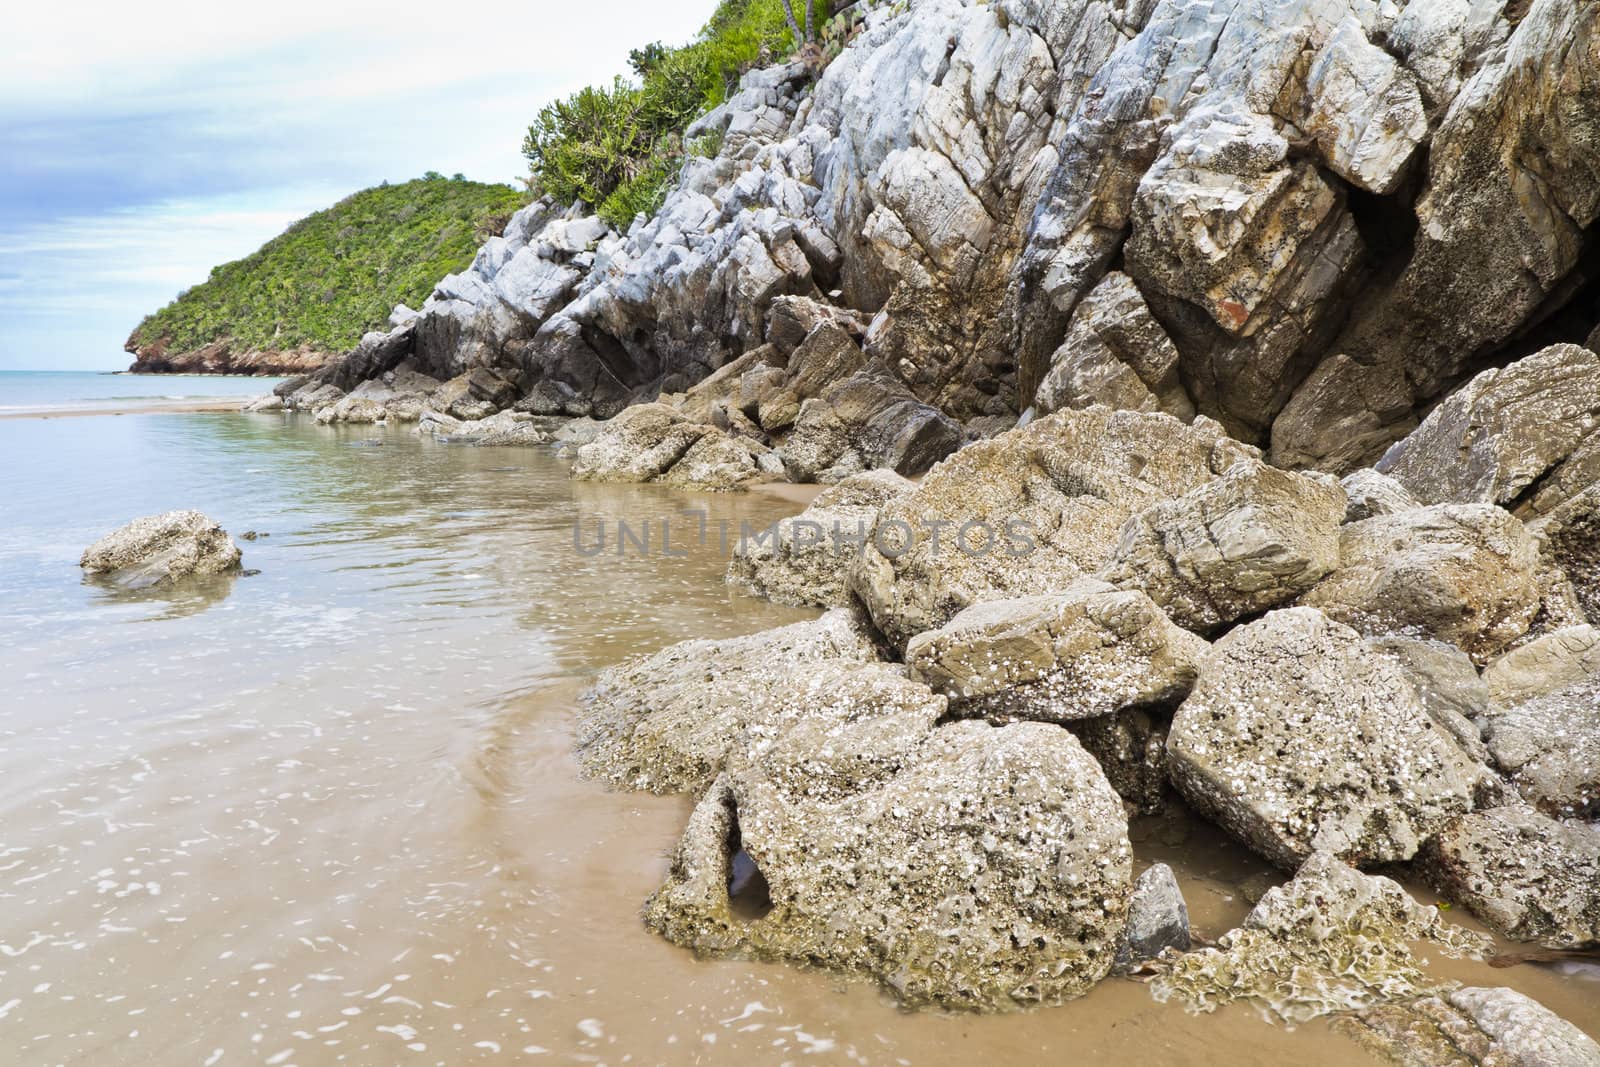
[127,174,527,358]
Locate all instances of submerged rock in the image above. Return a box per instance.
[1103,458,1347,633]
[904,579,1209,723]
[726,469,914,608]
[646,720,1132,1012]
[1151,851,1491,1024]
[1421,804,1600,950]
[849,406,1256,651]
[1167,608,1482,868]
[575,608,883,794]
[1338,986,1600,1067]
[80,511,243,590]
[1300,504,1542,664]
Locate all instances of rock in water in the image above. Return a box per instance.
[79,511,242,589]
[1114,862,1190,972]
[646,721,1132,1012]
[1421,804,1600,950]
[1151,851,1491,1024]
[904,579,1209,722]
[1167,608,1482,868]
[1299,504,1542,664]
[848,406,1257,651]
[1338,986,1600,1067]
[1103,458,1347,633]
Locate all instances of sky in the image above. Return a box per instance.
[0,0,715,371]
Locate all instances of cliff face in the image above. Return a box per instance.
[305,0,1600,473]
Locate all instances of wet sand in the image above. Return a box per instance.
[0,399,249,419]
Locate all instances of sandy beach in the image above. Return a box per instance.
[0,398,251,419]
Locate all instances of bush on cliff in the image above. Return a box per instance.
[127,175,527,359]
[522,0,820,229]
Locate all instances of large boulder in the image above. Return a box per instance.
[1479,672,1600,818]
[777,365,963,482]
[904,579,1209,723]
[645,720,1133,1011]
[1421,804,1600,950]
[726,469,914,608]
[1167,608,1483,868]
[575,608,883,794]
[80,511,242,590]
[1339,468,1419,523]
[1377,345,1600,515]
[570,402,764,491]
[849,406,1257,650]
[1338,986,1600,1067]
[1151,851,1492,1024]
[1299,504,1542,663]
[1103,458,1347,633]
[1483,625,1600,708]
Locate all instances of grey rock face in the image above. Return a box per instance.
[80,511,242,589]
[849,406,1257,651]
[1421,804,1600,950]
[1114,862,1190,972]
[1300,504,1542,664]
[1483,625,1600,709]
[1340,986,1600,1067]
[1152,851,1492,1024]
[575,608,883,794]
[1480,672,1600,818]
[726,469,914,608]
[1103,458,1347,633]
[1340,468,1420,523]
[904,579,1209,722]
[645,720,1133,1012]
[1168,608,1483,868]
[1377,345,1600,514]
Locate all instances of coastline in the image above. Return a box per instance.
[0,399,250,419]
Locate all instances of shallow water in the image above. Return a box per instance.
[0,370,282,415]
[0,412,1593,1065]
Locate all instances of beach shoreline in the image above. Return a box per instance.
[0,398,251,419]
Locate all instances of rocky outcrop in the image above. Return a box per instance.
[569,402,772,491]
[1421,804,1600,949]
[1151,851,1491,1023]
[1478,672,1600,818]
[1102,458,1347,633]
[848,406,1256,650]
[645,721,1133,1011]
[1167,608,1483,868]
[1338,986,1600,1067]
[1299,504,1542,663]
[80,511,243,589]
[726,469,914,607]
[903,578,1209,722]
[127,338,332,376]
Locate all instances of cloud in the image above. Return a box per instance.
[0,0,714,369]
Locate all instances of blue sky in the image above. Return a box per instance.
[0,1,713,371]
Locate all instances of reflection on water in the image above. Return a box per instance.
[0,413,1593,1066]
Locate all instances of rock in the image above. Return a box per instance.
[849,407,1257,651]
[658,432,763,491]
[1102,458,1347,633]
[1034,272,1194,421]
[1479,672,1600,818]
[1368,636,1492,765]
[1340,469,1420,523]
[1420,804,1600,950]
[1300,504,1542,664]
[432,410,550,447]
[570,403,713,483]
[575,607,883,794]
[80,511,243,590]
[645,720,1133,1011]
[1066,707,1172,815]
[1167,608,1483,868]
[1114,862,1190,972]
[241,394,284,413]
[778,365,963,482]
[1152,851,1492,1024]
[1483,625,1600,708]
[1338,986,1600,1067]
[1377,345,1600,514]
[1529,484,1600,621]
[904,579,1209,723]
[726,469,914,608]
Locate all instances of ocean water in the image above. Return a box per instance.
[0,369,282,414]
[0,407,1593,1065]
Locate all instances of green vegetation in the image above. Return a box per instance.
[522,0,823,229]
[128,175,526,357]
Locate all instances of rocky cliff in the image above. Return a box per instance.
[289,0,1597,477]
